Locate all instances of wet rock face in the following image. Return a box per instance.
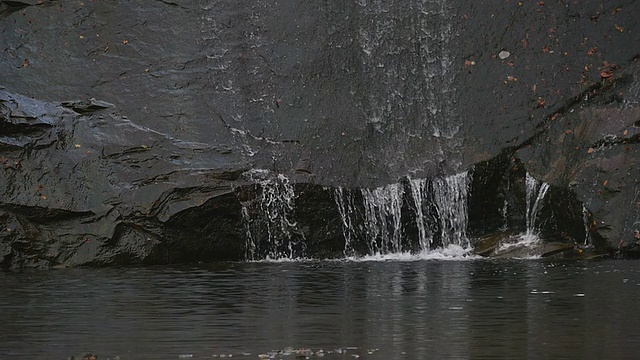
[1,1,639,268]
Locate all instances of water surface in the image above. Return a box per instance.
[1,259,640,359]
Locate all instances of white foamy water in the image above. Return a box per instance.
[493,233,545,259]
[346,244,478,262]
[250,245,479,263]
[497,233,541,252]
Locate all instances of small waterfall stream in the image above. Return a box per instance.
[525,172,550,236]
[494,172,552,256]
[334,187,358,256]
[409,178,432,251]
[582,205,593,247]
[240,170,304,260]
[360,184,405,254]
[433,171,470,249]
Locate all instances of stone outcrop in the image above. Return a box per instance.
[1,0,638,269]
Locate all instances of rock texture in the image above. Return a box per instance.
[1,0,639,269]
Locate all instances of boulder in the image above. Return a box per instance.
[1,0,639,268]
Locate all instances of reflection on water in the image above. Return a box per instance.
[1,260,640,359]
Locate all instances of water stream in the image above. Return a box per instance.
[495,173,551,255]
[241,170,303,260]
[525,172,550,237]
[433,171,470,249]
[334,187,358,256]
[409,178,432,250]
[360,183,405,254]
[582,205,593,248]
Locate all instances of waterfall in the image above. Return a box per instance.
[360,183,405,254]
[500,199,509,232]
[335,187,358,256]
[525,172,550,236]
[418,0,458,139]
[433,171,470,248]
[355,0,461,177]
[582,205,592,247]
[500,177,511,232]
[409,178,432,251]
[409,172,471,251]
[333,172,472,257]
[241,170,303,260]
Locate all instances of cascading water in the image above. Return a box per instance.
[494,172,551,256]
[360,184,405,254]
[525,172,550,236]
[240,170,304,260]
[433,171,470,249]
[333,171,472,257]
[500,177,511,232]
[409,178,433,251]
[355,0,461,179]
[334,187,358,256]
[241,170,475,260]
[582,205,593,248]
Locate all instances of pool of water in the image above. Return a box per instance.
[1,258,640,359]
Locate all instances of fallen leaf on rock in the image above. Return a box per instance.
[21,59,30,67]
[600,71,613,78]
[587,147,595,154]
[624,130,629,136]
[537,97,546,107]
[543,45,550,53]
[564,129,573,135]
[603,180,608,186]
[614,25,624,32]
[507,75,518,82]
[587,47,598,56]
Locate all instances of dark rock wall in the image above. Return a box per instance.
[1,0,639,268]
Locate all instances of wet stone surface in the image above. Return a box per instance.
[1,1,639,268]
